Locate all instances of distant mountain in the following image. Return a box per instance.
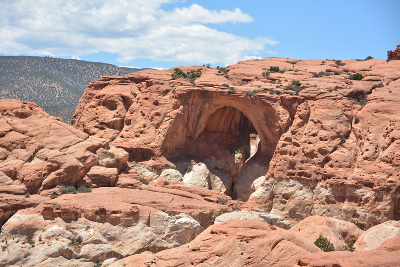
[0,56,145,122]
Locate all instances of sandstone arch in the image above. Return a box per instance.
[161,91,296,200]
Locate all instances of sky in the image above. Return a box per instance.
[0,0,399,69]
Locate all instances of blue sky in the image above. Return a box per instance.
[1,0,399,69]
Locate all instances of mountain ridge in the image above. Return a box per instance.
[0,56,145,122]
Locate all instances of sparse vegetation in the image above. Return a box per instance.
[227,87,237,94]
[59,186,77,194]
[217,197,228,205]
[310,71,332,78]
[217,67,230,74]
[246,90,262,96]
[262,71,270,78]
[354,116,360,124]
[351,73,363,80]
[25,193,30,198]
[269,66,280,73]
[171,68,202,85]
[346,241,355,251]
[0,56,143,122]
[28,239,35,247]
[130,92,137,97]
[314,236,335,252]
[110,136,117,142]
[139,178,149,185]
[372,84,384,90]
[364,56,374,60]
[335,60,345,67]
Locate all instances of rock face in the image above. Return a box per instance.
[107,220,321,267]
[71,58,400,229]
[388,44,400,60]
[295,235,400,267]
[1,56,400,266]
[0,187,231,267]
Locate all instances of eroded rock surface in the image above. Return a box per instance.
[0,187,231,267]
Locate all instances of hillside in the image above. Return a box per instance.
[0,56,144,122]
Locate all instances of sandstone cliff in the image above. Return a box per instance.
[71,57,400,229]
[0,56,400,266]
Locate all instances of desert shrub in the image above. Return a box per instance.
[227,87,236,94]
[50,194,59,199]
[77,186,91,193]
[139,178,149,185]
[110,136,117,142]
[335,60,345,66]
[246,90,262,96]
[73,236,83,246]
[314,236,335,252]
[291,80,301,86]
[28,239,35,247]
[25,193,30,198]
[364,56,374,60]
[217,67,230,74]
[130,92,137,97]
[372,84,384,89]
[346,241,355,251]
[217,197,228,205]
[269,66,280,72]
[285,85,303,95]
[172,68,202,85]
[262,71,270,78]
[269,89,280,95]
[310,71,331,78]
[221,83,229,88]
[60,186,77,195]
[326,69,333,72]
[351,73,363,80]
[334,71,341,75]
[354,116,360,124]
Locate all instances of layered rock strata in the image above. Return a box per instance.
[71,58,400,229]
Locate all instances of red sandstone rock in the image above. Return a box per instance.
[108,220,321,267]
[295,234,400,267]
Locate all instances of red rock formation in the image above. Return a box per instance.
[71,57,400,229]
[388,44,400,60]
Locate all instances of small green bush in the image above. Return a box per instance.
[314,236,335,252]
[335,60,345,66]
[346,241,355,251]
[285,85,303,95]
[246,90,262,96]
[262,71,270,78]
[291,80,301,87]
[372,84,384,89]
[354,116,360,124]
[227,87,236,94]
[364,56,374,60]
[221,83,229,88]
[217,67,229,74]
[110,136,117,142]
[130,92,137,97]
[28,239,35,247]
[269,66,280,72]
[60,186,77,195]
[139,178,149,185]
[77,186,92,194]
[25,193,30,198]
[217,197,228,205]
[351,73,363,80]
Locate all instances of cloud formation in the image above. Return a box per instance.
[0,0,278,65]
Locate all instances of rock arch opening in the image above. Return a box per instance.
[163,105,263,197]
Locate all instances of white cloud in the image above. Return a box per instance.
[0,0,278,65]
